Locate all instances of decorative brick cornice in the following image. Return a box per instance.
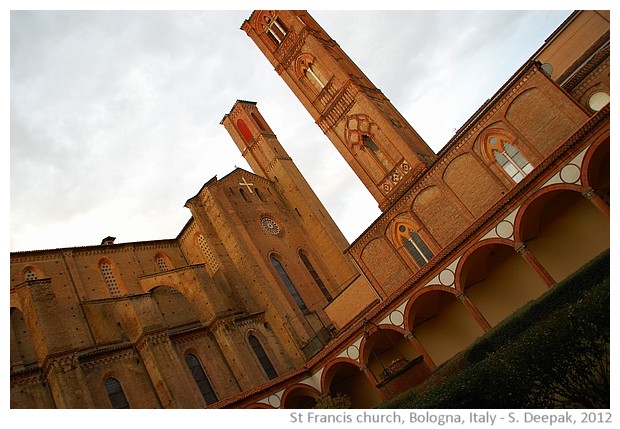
[41,352,80,377]
[79,344,137,370]
[10,366,43,387]
[559,32,609,91]
[570,57,610,100]
[276,28,308,73]
[170,324,212,345]
[136,330,170,350]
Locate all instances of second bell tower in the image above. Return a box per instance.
[242,10,438,210]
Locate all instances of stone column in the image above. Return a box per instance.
[515,243,555,288]
[583,187,610,218]
[360,365,379,385]
[456,291,492,332]
[405,331,435,369]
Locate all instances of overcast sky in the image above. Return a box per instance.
[9,7,577,252]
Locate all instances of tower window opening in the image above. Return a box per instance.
[265,16,287,45]
[362,134,392,172]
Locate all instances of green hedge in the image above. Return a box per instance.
[379,250,610,409]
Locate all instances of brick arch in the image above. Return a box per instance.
[358,323,410,361]
[294,52,316,79]
[150,285,201,328]
[404,285,483,366]
[454,237,516,294]
[580,133,609,209]
[477,126,520,163]
[403,284,456,330]
[153,252,173,271]
[280,383,321,409]
[454,238,547,327]
[10,296,24,312]
[320,357,380,408]
[513,184,583,244]
[10,306,37,367]
[101,371,131,408]
[319,356,363,393]
[98,257,126,297]
[358,323,419,381]
[22,264,45,281]
[513,184,609,283]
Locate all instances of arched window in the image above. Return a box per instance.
[100,261,120,297]
[264,15,287,45]
[156,255,169,272]
[198,234,220,273]
[304,63,326,91]
[185,354,218,405]
[271,256,308,313]
[362,134,392,173]
[249,335,278,380]
[488,137,533,183]
[299,251,332,302]
[105,377,130,409]
[24,269,37,281]
[397,225,434,267]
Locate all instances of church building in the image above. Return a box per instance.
[10,10,610,408]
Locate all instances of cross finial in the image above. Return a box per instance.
[239,177,254,193]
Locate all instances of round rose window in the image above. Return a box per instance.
[261,217,281,235]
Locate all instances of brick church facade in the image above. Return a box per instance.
[10,10,610,408]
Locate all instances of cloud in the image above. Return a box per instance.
[10,10,573,252]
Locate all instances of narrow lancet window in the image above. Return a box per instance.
[271,256,308,313]
[249,335,278,380]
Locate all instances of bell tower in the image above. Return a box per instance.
[221,100,358,289]
[242,10,438,210]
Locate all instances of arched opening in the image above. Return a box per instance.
[360,325,431,398]
[151,285,200,329]
[237,118,254,143]
[185,353,218,405]
[10,307,37,368]
[249,334,278,380]
[104,377,130,409]
[516,188,609,283]
[322,360,380,409]
[457,241,547,327]
[281,384,320,409]
[407,289,483,365]
[361,326,419,383]
[583,137,610,206]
